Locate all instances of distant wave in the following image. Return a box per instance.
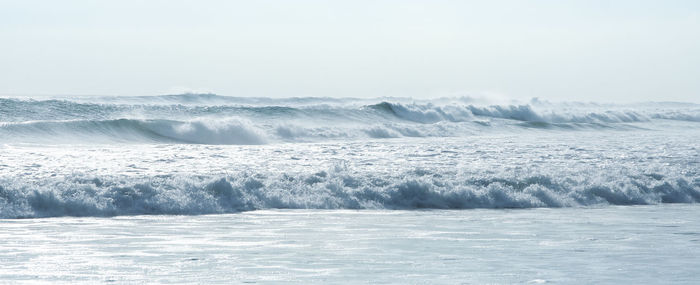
[1,168,698,218]
[0,118,267,144]
[56,93,363,106]
[1,95,699,144]
[368,101,658,124]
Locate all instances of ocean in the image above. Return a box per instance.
[1,94,699,283]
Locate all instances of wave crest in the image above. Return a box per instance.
[2,96,699,144]
[1,169,698,218]
[369,101,662,124]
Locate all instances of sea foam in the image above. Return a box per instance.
[1,167,698,218]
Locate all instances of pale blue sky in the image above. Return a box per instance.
[1,0,698,102]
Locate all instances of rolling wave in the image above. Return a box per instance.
[369,101,655,124]
[1,95,699,144]
[0,118,267,144]
[1,168,698,218]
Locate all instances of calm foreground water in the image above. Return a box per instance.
[1,205,699,284]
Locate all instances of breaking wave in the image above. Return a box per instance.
[368,101,664,124]
[1,95,699,144]
[1,167,698,218]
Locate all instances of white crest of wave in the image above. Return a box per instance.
[387,103,475,123]
[382,102,662,124]
[1,95,699,145]
[1,164,698,218]
[149,118,267,145]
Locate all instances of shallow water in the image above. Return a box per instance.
[2,205,699,284]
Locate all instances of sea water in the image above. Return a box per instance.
[1,95,699,283]
[1,206,700,284]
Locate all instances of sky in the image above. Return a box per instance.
[1,0,699,102]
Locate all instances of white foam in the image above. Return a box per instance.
[1,166,698,218]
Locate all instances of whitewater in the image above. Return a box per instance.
[1,94,699,217]
[1,94,699,283]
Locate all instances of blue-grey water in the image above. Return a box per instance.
[1,94,699,283]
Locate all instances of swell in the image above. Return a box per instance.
[0,98,310,122]
[1,169,698,218]
[64,93,361,106]
[0,118,267,144]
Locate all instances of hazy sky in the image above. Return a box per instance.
[1,0,699,102]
